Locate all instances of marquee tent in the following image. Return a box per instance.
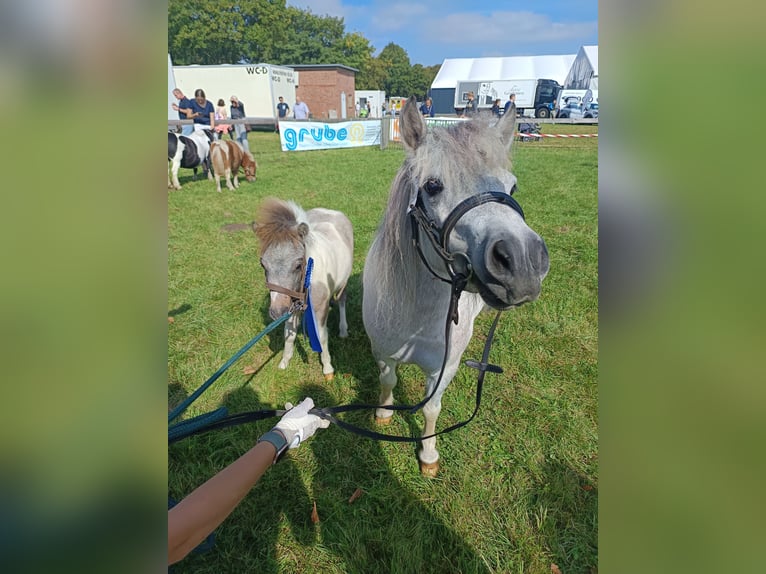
[564,45,598,90]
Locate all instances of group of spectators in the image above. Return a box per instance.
[172,88,250,152]
[171,89,315,144]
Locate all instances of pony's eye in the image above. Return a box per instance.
[295,262,302,271]
[510,184,518,196]
[423,178,443,195]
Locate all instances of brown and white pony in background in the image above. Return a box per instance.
[209,140,257,192]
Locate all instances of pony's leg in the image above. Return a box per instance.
[316,308,335,381]
[419,399,443,476]
[418,365,459,476]
[225,168,234,190]
[214,172,222,193]
[171,158,182,189]
[374,357,398,424]
[232,173,240,189]
[278,314,299,370]
[337,289,348,338]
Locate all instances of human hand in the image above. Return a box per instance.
[274,397,330,448]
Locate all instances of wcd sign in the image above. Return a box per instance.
[246,66,268,75]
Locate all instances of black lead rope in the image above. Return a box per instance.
[169,190,522,445]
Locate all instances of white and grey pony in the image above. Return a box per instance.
[253,198,354,381]
[362,97,550,474]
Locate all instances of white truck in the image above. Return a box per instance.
[454,78,561,118]
[172,63,298,124]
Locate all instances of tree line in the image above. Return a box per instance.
[168,0,440,99]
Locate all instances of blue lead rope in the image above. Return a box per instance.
[168,311,291,424]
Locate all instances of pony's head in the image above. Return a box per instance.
[241,150,257,182]
[393,96,549,309]
[252,198,309,319]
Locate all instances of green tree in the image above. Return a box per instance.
[168,0,287,64]
[378,42,413,97]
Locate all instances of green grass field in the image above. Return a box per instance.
[168,125,598,573]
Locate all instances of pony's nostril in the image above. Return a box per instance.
[491,239,513,272]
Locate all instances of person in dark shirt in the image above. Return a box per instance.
[491,98,502,117]
[189,89,215,130]
[276,96,290,133]
[171,88,194,135]
[461,91,477,117]
[503,93,516,115]
[419,97,435,117]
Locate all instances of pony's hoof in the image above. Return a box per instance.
[374,415,392,426]
[420,461,439,477]
[323,372,334,382]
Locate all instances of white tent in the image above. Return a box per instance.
[431,54,576,90]
[564,45,598,90]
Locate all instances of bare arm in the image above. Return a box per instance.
[167,440,276,565]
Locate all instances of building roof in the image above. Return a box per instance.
[431,54,576,89]
[286,63,358,74]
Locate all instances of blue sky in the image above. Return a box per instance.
[287,0,598,67]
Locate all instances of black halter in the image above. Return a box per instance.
[409,189,525,323]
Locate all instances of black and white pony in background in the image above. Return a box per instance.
[168,129,215,190]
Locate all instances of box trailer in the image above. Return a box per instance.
[172,63,298,124]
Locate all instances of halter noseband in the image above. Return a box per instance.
[264,256,309,314]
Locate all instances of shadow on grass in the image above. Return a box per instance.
[168,310,493,574]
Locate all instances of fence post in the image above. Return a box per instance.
[380,116,390,150]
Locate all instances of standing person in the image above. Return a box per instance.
[189,88,215,131]
[276,96,290,132]
[355,102,361,117]
[168,398,330,565]
[171,88,194,135]
[214,98,231,139]
[419,97,435,117]
[293,96,310,120]
[504,93,516,115]
[491,98,502,117]
[229,95,250,152]
[461,91,477,117]
[366,102,372,117]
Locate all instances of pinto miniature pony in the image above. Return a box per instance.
[209,140,257,192]
[362,97,550,474]
[253,198,353,381]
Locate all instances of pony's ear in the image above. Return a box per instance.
[496,103,517,149]
[297,222,309,239]
[251,221,258,233]
[400,96,426,151]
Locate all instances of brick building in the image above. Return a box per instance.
[288,64,357,121]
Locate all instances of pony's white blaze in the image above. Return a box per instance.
[253,198,354,381]
[362,96,549,474]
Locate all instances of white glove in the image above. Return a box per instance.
[273,397,330,449]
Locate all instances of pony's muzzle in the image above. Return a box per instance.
[483,235,549,304]
[269,293,293,320]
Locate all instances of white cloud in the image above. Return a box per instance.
[423,11,597,46]
[371,3,429,32]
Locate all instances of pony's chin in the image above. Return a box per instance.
[475,282,536,310]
